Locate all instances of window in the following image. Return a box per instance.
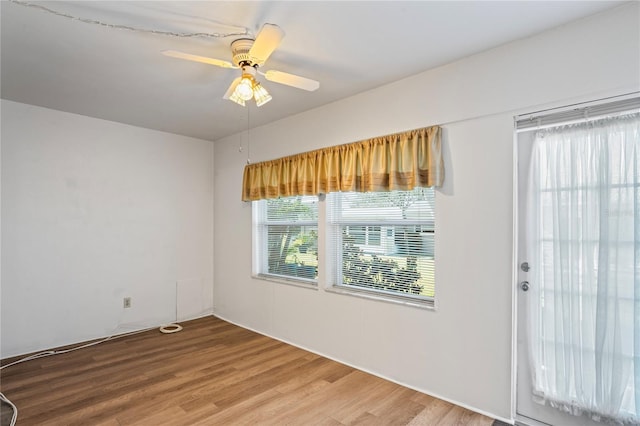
[328,187,435,304]
[345,225,381,246]
[253,195,318,282]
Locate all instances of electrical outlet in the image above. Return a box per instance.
[123,297,132,309]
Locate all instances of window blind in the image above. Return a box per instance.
[516,95,640,131]
[254,196,319,282]
[327,188,435,303]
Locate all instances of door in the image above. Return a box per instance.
[516,132,603,426]
[515,108,639,426]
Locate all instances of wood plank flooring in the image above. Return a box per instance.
[0,316,495,425]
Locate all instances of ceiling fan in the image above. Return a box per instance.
[162,24,320,107]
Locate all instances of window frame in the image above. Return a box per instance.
[252,196,319,287]
[326,189,436,309]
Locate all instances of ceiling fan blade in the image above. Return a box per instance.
[263,70,320,91]
[248,24,285,65]
[162,50,236,69]
[223,77,242,99]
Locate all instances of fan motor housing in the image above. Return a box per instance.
[231,38,256,67]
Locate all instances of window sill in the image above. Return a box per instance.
[325,285,435,310]
[252,274,318,290]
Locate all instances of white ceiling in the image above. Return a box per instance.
[1,1,627,142]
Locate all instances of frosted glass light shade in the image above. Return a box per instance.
[253,83,272,107]
[234,77,254,101]
[228,91,246,106]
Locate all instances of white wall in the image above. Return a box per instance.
[1,100,214,358]
[213,3,640,422]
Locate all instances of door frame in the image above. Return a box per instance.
[511,91,640,425]
[510,120,520,424]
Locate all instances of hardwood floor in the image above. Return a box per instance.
[1,316,495,425]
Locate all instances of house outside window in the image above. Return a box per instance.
[253,195,318,282]
[345,225,381,248]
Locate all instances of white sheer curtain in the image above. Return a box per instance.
[526,112,639,424]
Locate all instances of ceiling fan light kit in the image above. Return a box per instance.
[227,66,273,107]
[162,23,318,108]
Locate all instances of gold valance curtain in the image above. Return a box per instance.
[242,125,443,201]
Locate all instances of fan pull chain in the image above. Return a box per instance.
[247,106,252,164]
